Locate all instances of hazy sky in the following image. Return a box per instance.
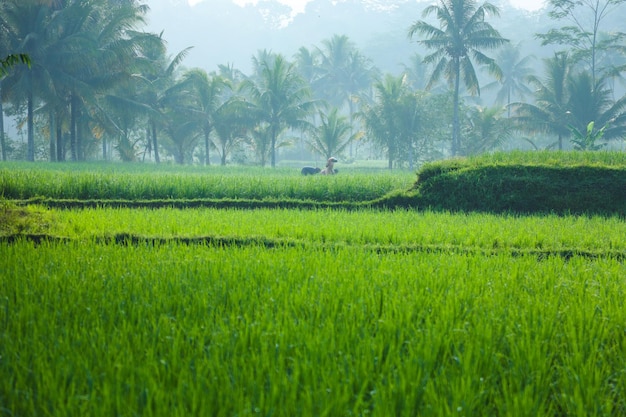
[188,0,546,13]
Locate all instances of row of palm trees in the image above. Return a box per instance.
[514,51,626,150]
[0,0,380,165]
[409,0,626,154]
[2,0,626,166]
[0,0,165,161]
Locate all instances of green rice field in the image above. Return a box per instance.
[1,159,626,416]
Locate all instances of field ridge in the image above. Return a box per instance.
[3,232,625,261]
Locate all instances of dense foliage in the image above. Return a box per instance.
[408,150,626,215]
[1,0,626,166]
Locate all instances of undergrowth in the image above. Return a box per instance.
[0,199,53,235]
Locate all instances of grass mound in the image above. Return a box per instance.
[403,151,626,215]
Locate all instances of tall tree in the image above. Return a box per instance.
[565,70,626,143]
[315,35,376,158]
[212,97,254,166]
[1,0,157,162]
[513,52,572,150]
[462,106,514,155]
[0,0,54,161]
[408,0,508,156]
[241,53,316,167]
[536,0,626,84]
[360,74,418,169]
[293,46,320,89]
[483,43,535,117]
[78,0,156,161]
[305,108,362,160]
[179,69,229,166]
[135,43,192,163]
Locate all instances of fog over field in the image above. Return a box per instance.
[146,0,551,75]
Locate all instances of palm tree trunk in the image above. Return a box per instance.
[49,110,56,162]
[56,115,64,161]
[176,145,184,164]
[452,63,461,156]
[349,100,355,158]
[507,88,511,118]
[0,98,6,161]
[204,129,211,166]
[27,88,34,162]
[70,93,78,161]
[270,124,277,168]
[77,114,84,161]
[151,121,160,163]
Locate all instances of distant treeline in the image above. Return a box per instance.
[2,0,626,168]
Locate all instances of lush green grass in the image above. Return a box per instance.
[408,151,626,215]
[0,162,413,202]
[3,206,625,255]
[2,152,626,416]
[2,240,625,417]
[459,150,626,167]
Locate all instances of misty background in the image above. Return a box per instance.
[3,0,626,166]
[147,0,553,76]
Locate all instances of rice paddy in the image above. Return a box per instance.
[1,159,625,416]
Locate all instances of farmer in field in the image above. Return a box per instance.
[320,157,337,175]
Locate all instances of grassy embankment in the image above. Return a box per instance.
[395,150,626,215]
[2,150,625,215]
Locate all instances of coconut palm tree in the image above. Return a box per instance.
[247,124,272,167]
[134,43,192,163]
[314,35,376,158]
[178,69,229,166]
[360,74,417,169]
[240,53,316,167]
[483,43,535,117]
[1,0,157,161]
[0,0,54,161]
[306,108,362,160]
[513,52,572,150]
[212,97,255,166]
[408,0,508,155]
[463,106,514,155]
[293,46,320,89]
[565,71,626,145]
[160,107,199,164]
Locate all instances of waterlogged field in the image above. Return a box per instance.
[1,159,626,416]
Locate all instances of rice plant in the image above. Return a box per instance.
[0,163,413,202]
[1,240,625,416]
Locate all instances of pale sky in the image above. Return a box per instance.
[189,0,546,13]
